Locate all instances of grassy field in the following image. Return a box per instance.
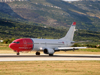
[0,61,100,75]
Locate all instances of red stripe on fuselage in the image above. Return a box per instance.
[9,38,33,52]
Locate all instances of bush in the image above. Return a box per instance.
[72,43,80,47]
[3,38,15,44]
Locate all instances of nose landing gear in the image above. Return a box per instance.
[16,51,40,55]
[17,52,20,55]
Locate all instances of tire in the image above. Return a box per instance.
[49,54,53,56]
[17,53,20,55]
[36,52,40,55]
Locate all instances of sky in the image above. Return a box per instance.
[62,0,80,2]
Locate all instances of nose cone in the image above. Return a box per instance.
[9,43,15,50]
[9,42,19,50]
[9,38,33,52]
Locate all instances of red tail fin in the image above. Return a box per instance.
[72,22,76,25]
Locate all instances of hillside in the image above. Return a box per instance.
[0,19,100,45]
[0,19,65,39]
[0,0,100,31]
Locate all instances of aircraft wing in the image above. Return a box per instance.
[54,47,87,51]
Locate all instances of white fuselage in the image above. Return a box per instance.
[31,38,73,51]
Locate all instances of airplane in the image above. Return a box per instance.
[9,22,86,56]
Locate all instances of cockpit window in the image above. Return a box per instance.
[12,41,20,44]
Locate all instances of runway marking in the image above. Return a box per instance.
[0,54,100,61]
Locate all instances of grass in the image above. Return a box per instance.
[78,48,100,52]
[0,47,11,50]
[0,61,100,75]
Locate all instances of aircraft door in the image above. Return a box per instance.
[23,39,27,47]
[24,38,33,50]
[65,42,68,47]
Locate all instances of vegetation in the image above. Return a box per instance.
[0,19,65,39]
[78,48,100,52]
[1,19,100,46]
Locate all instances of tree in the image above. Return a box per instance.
[72,43,80,47]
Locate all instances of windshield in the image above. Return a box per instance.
[12,41,20,44]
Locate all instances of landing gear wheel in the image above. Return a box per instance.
[17,52,20,55]
[49,54,53,56]
[36,52,40,55]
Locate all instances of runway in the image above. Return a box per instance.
[0,54,100,61]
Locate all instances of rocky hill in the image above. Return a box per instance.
[0,0,100,31]
[0,0,28,2]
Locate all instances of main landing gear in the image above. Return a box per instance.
[36,52,40,55]
[49,54,53,56]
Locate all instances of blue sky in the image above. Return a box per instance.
[62,0,80,1]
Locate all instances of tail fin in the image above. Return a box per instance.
[60,22,76,41]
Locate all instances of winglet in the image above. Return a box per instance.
[72,22,76,25]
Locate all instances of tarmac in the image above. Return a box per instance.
[0,54,100,61]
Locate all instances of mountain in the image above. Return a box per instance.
[63,0,100,2]
[0,0,100,31]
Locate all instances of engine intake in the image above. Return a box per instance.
[43,48,54,54]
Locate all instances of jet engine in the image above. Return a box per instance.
[43,48,54,55]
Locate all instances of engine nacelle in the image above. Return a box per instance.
[43,48,54,54]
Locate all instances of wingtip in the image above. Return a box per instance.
[72,22,76,25]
